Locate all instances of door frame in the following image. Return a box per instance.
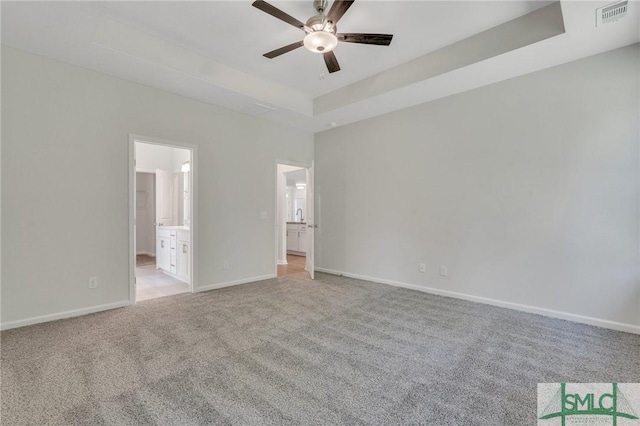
[275,160,312,277]
[305,161,315,279]
[129,134,198,304]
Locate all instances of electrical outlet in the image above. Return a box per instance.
[419,262,426,273]
[440,266,448,277]
[223,260,229,270]
[88,277,98,289]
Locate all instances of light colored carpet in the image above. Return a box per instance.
[2,272,638,425]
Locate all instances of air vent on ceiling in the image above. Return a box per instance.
[596,0,628,26]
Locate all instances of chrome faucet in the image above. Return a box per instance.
[296,208,303,222]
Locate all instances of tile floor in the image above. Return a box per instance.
[136,263,189,301]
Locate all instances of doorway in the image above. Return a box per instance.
[129,135,197,303]
[276,162,314,278]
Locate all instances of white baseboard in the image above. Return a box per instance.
[136,251,155,257]
[1,300,131,331]
[315,267,640,335]
[277,260,288,265]
[196,274,277,293]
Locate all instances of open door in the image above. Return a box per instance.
[305,161,315,279]
[155,168,173,270]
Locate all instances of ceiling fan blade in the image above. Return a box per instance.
[323,51,341,73]
[263,41,304,59]
[337,33,393,46]
[252,0,305,31]
[327,0,355,24]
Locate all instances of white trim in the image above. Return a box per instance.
[0,300,131,331]
[315,267,640,335]
[129,136,136,305]
[196,274,276,293]
[136,168,156,174]
[129,134,198,306]
[275,160,310,169]
[275,160,312,278]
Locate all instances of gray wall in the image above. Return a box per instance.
[1,46,313,326]
[315,44,640,330]
[3,43,639,332]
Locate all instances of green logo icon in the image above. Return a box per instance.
[539,383,639,426]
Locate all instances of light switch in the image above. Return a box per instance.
[440,266,448,277]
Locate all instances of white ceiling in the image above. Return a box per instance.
[2,1,639,132]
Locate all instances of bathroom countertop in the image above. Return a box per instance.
[287,222,306,225]
[159,226,190,231]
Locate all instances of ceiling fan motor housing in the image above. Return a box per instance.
[305,14,336,33]
[304,14,337,53]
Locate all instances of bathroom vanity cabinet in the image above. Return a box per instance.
[286,223,307,255]
[157,227,190,283]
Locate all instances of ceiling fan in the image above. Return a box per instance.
[252,0,393,73]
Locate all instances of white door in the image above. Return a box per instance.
[305,162,315,279]
[155,169,173,270]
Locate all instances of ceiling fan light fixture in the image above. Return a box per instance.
[253,0,393,72]
[303,31,338,53]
